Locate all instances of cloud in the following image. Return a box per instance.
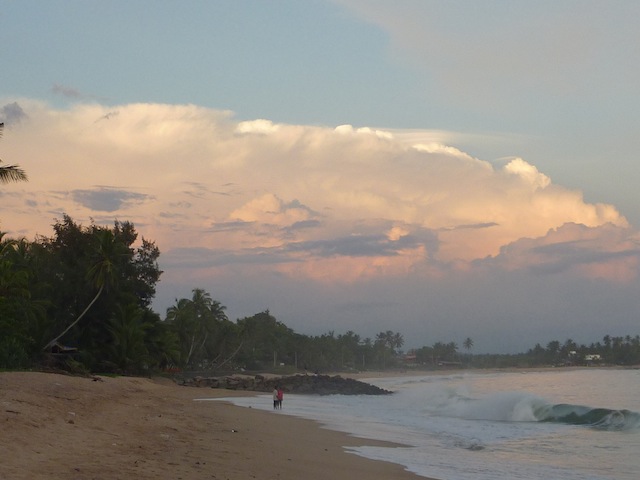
[51,83,82,98]
[334,1,640,109]
[51,83,93,100]
[503,158,551,190]
[161,246,292,269]
[2,98,630,351]
[478,222,640,281]
[1,102,28,125]
[236,119,281,135]
[229,193,319,227]
[71,187,151,212]
[0,100,632,288]
[286,233,405,258]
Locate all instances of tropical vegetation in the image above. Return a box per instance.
[1,216,639,373]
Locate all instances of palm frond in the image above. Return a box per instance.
[0,164,28,183]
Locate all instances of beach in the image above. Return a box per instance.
[0,372,427,480]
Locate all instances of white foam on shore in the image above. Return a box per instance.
[209,370,640,480]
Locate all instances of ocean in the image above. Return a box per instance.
[213,368,640,480]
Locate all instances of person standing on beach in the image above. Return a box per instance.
[277,387,284,409]
[273,387,279,409]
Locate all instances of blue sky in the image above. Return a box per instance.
[5,0,639,219]
[2,1,640,353]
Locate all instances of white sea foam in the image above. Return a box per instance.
[214,369,640,480]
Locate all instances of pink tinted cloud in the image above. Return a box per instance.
[0,100,632,285]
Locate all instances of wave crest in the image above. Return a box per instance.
[535,403,640,431]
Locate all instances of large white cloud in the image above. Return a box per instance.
[0,100,632,285]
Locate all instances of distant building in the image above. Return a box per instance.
[585,354,601,362]
[402,351,417,365]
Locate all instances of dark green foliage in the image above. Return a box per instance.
[0,216,163,372]
[236,310,294,369]
[0,234,45,367]
[0,336,30,369]
[165,288,232,369]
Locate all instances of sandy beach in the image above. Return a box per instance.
[0,371,430,480]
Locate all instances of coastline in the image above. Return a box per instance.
[0,372,431,480]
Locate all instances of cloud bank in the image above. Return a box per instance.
[1,100,637,351]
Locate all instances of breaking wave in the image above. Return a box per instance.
[534,403,640,431]
[425,388,640,431]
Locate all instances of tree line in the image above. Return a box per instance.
[1,215,639,374]
[0,215,407,373]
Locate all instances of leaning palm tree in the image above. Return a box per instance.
[0,123,28,184]
[43,228,123,350]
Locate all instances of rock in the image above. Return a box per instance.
[179,373,392,395]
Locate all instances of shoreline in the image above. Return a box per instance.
[338,364,638,380]
[0,371,432,480]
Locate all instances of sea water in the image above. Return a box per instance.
[209,368,640,480]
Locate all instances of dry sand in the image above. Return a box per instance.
[0,371,431,480]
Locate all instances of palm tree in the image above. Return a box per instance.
[107,303,149,373]
[43,228,124,350]
[546,340,560,363]
[446,341,459,361]
[602,335,612,363]
[0,233,47,368]
[463,337,474,366]
[0,123,27,184]
[0,235,30,306]
[166,297,196,367]
[374,330,404,369]
[165,288,228,368]
[189,288,218,364]
[392,332,405,352]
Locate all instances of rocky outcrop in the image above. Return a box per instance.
[178,373,392,395]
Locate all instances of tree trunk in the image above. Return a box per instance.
[43,286,104,350]
[214,341,244,371]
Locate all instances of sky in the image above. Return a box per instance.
[2,1,640,353]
